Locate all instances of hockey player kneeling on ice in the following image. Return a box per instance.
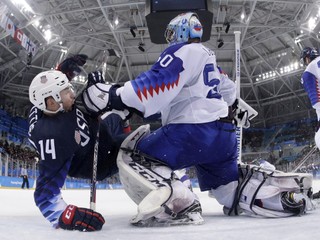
[81,12,315,226]
[28,56,132,231]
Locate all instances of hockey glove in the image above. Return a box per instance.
[56,54,88,80]
[82,76,128,115]
[58,205,105,232]
[87,71,105,86]
[235,109,250,128]
[82,82,117,114]
[84,71,108,114]
[232,99,250,128]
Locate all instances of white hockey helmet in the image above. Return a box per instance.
[29,70,70,113]
[165,12,203,46]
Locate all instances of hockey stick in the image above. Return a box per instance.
[234,31,242,163]
[90,121,100,211]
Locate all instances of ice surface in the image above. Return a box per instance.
[0,181,319,240]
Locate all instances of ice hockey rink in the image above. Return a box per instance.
[0,180,319,240]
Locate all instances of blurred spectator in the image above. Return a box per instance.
[20,165,29,189]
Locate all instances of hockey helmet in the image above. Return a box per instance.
[165,12,203,46]
[29,70,70,113]
[300,47,320,66]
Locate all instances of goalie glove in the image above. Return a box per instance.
[56,54,88,80]
[235,109,250,128]
[232,99,250,128]
[58,205,105,232]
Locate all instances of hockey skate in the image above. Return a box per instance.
[311,190,320,207]
[281,192,306,215]
[131,200,204,227]
[313,190,320,199]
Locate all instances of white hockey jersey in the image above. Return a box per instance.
[301,55,320,119]
[118,42,229,125]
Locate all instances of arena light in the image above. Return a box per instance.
[11,0,34,13]
[240,6,246,21]
[44,29,52,42]
[255,61,301,82]
[33,20,39,28]
[308,17,317,30]
[114,17,119,26]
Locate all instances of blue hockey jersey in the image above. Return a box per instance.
[28,106,120,227]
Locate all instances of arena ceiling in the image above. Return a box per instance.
[1,0,320,128]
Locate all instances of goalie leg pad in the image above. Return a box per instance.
[117,125,175,221]
[225,164,314,217]
[117,125,155,204]
[118,150,174,223]
[118,125,202,225]
[131,187,172,223]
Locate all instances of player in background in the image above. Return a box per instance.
[28,56,130,231]
[300,47,320,200]
[300,47,320,149]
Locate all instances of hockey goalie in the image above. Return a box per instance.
[81,12,315,227]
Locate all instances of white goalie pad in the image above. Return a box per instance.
[130,187,172,224]
[117,124,172,207]
[227,164,314,217]
[238,163,313,192]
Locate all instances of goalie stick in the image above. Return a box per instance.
[233,32,258,163]
[234,31,243,163]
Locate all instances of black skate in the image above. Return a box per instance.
[312,190,320,199]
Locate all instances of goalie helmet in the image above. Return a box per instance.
[300,47,320,66]
[165,12,203,46]
[29,70,69,113]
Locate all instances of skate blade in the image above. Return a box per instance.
[131,215,204,227]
